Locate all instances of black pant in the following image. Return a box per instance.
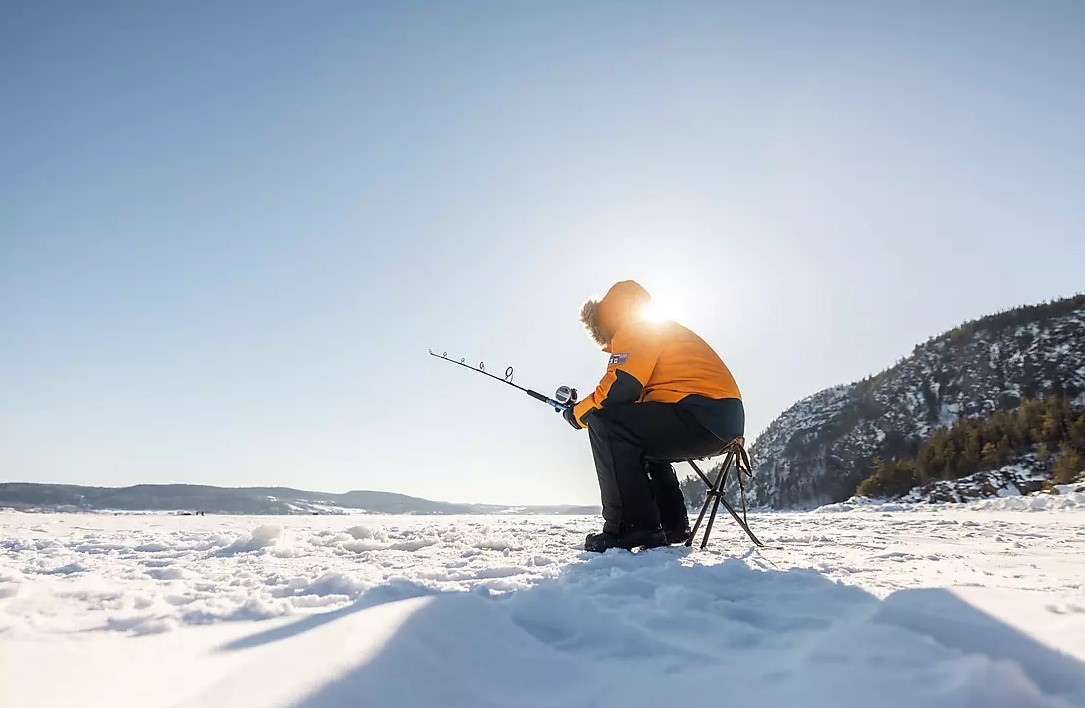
[586,402,736,534]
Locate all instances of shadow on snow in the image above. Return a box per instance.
[215,549,1085,708]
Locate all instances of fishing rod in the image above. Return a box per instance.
[428,349,576,412]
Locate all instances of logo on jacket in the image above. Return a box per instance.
[608,353,629,366]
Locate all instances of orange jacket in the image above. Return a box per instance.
[570,280,741,428]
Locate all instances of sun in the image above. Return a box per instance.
[641,298,673,323]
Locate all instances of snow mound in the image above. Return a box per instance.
[301,571,376,599]
[967,489,1085,511]
[814,497,915,513]
[219,524,283,554]
[472,536,519,551]
[346,525,387,542]
[0,567,22,599]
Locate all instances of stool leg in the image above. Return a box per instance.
[687,460,714,488]
[686,487,713,548]
[685,460,714,547]
[700,453,732,549]
[718,497,766,547]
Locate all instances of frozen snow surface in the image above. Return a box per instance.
[2,509,1085,708]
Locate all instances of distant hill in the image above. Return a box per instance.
[0,483,598,516]
[746,294,1085,508]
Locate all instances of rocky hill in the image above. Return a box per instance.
[747,295,1085,508]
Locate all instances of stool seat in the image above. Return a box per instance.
[647,436,746,466]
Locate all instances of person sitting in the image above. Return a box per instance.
[563,280,745,552]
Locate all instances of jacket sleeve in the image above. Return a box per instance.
[570,326,663,428]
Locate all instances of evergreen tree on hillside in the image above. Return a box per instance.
[857,396,1085,498]
[1052,450,1084,486]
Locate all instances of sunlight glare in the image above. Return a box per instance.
[642,298,674,323]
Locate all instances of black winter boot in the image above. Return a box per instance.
[584,527,668,553]
[664,525,691,545]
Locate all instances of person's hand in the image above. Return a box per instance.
[554,385,581,429]
[562,405,582,430]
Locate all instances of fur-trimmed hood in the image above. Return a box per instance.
[580,280,651,351]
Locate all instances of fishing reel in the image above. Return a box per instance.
[554,385,578,406]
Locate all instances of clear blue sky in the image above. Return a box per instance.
[2,1,1083,505]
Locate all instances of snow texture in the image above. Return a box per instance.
[2,510,1085,707]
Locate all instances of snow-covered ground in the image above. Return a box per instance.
[2,508,1084,707]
